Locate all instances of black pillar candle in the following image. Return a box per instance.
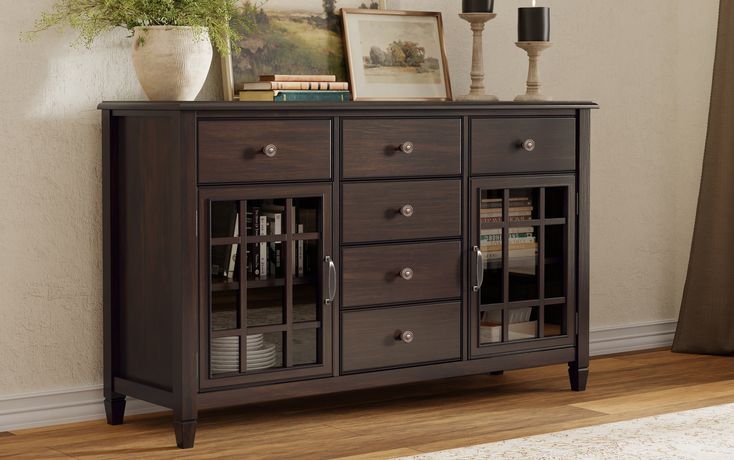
[462,0,494,13]
[518,7,550,41]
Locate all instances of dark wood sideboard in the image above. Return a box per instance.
[99,101,596,448]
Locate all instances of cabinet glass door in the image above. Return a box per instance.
[470,176,575,357]
[200,184,333,388]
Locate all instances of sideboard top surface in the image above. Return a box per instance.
[98,101,598,112]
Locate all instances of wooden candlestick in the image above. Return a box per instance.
[457,13,498,102]
[515,41,552,102]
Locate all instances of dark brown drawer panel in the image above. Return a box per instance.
[198,119,332,183]
[342,118,461,178]
[471,118,576,174]
[341,241,461,308]
[341,302,461,373]
[342,180,461,243]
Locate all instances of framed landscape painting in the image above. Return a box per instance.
[342,10,452,101]
[223,0,387,100]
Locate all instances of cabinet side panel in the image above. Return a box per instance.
[116,115,179,391]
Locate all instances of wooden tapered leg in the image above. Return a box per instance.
[174,419,197,449]
[568,364,589,391]
[104,396,126,425]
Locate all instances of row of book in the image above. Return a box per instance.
[239,74,350,102]
[481,196,538,261]
[211,203,317,281]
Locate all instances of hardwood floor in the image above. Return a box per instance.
[2,349,733,459]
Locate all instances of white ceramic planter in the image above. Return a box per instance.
[131,26,213,101]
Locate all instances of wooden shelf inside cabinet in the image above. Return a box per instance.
[211,275,317,292]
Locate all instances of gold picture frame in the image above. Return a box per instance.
[341,9,452,101]
[222,0,387,101]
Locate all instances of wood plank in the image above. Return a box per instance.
[3,350,734,459]
[571,379,734,415]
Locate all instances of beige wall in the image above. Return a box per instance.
[0,0,718,396]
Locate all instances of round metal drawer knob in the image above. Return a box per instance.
[400,204,415,218]
[399,141,415,154]
[400,267,414,280]
[398,330,415,343]
[263,144,278,157]
[522,139,536,152]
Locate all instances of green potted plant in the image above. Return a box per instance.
[26,0,253,101]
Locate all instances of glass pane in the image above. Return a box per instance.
[294,240,319,322]
[212,243,239,280]
[212,290,239,331]
[480,234,503,305]
[544,304,566,337]
[293,329,319,366]
[545,187,567,219]
[293,197,321,234]
[248,199,286,237]
[545,225,566,299]
[247,286,284,327]
[508,306,539,341]
[211,336,239,376]
[211,243,240,332]
[509,188,540,221]
[480,189,504,223]
[246,332,282,372]
[211,201,240,238]
[480,309,503,344]
[246,242,285,281]
[508,225,540,302]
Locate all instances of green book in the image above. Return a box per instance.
[239,90,350,102]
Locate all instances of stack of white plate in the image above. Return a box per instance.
[210,334,277,374]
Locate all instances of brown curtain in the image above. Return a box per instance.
[673,1,734,355]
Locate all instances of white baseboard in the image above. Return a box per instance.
[0,386,164,432]
[0,321,678,433]
[590,320,677,356]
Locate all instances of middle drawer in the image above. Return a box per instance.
[342,179,462,243]
[341,240,462,308]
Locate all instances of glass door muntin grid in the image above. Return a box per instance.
[201,184,333,386]
[471,176,575,355]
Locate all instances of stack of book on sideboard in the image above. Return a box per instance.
[239,74,350,102]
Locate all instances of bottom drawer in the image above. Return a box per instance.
[341,302,461,373]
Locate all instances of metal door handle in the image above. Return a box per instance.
[324,256,337,305]
[262,144,278,157]
[473,246,484,292]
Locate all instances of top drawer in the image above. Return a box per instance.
[198,119,332,184]
[471,118,576,175]
[342,118,462,178]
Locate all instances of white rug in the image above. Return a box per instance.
[398,403,734,460]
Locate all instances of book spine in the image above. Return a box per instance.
[297,224,304,277]
[274,91,350,102]
[261,74,337,82]
[259,216,267,280]
[252,209,260,279]
[227,215,239,280]
[245,81,349,90]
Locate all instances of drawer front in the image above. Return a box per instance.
[342,180,462,243]
[342,302,461,373]
[342,241,462,308]
[342,118,462,178]
[198,119,332,183]
[471,118,576,174]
